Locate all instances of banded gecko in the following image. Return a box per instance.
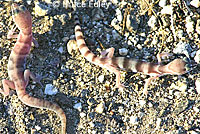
[0,4,66,133]
[73,14,187,94]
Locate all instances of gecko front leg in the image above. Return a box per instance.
[7,24,39,47]
[100,47,115,58]
[101,47,125,89]
[24,69,43,88]
[157,52,173,64]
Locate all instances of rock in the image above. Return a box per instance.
[195,78,200,94]
[58,46,64,53]
[159,0,167,7]
[62,36,69,42]
[44,84,58,95]
[196,19,200,34]
[118,106,124,114]
[177,30,184,39]
[185,16,194,34]
[44,0,52,4]
[194,49,200,63]
[148,15,157,30]
[126,13,139,32]
[112,30,121,40]
[98,75,104,83]
[173,42,192,58]
[52,0,61,9]
[26,0,32,5]
[67,40,77,55]
[129,115,139,125]
[119,48,128,56]
[178,82,187,93]
[95,102,104,114]
[193,106,199,113]
[115,8,122,22]
[139,100,146,107]
[112,0,118,4]
[92,8,104,21]
[73,102,82,111]
[35,2,50,16]
[80,112,86,118]
[161,5,172,15]
[190,0,200,8]
[111,18,122,31]
[156,118,162,129]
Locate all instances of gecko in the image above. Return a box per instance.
[73,14,188,95]
[0,3,66,134]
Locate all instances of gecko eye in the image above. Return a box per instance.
[13,8,20,15]
[20,5,26,11]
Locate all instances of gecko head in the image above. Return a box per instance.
[12,3,32,34]
[167,59,187,75]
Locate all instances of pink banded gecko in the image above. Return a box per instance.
[0,4,66,134]
[74,14,187,94]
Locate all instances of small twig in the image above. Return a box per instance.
[97,38,105,50]
[170,1,177,41]
[122,5,130,34]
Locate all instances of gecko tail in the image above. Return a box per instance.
[17,89,66,134]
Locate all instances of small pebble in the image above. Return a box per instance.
[35,125,41,131]
[89,122,95,127]
[44,84,58,95]
[95,102,104,114]
[190,0,200,8]
[73,102,82,111]
[129,116,139,125]
[148,15,157,30]
[185,16,194,34]
[156,118,162,129]
[195,78,200,94]
[34,2,50,16]
[159,0,167,7]
[26,0,32,5]
[194,49,200,63]
[178,82,187,93]
[115,8,122,22]
[196,19,200,34]
[161,5,172,15]
[119,48,128,56]
[98,75,104,83]
[118,106,124,114]
[139,100,146,107]
[80,112,86,118]
[58,46,64,53]
[193,106,199,113]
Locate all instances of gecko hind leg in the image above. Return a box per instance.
[0,79,15,101]
[24,70,43,88]
[100,47,115,58]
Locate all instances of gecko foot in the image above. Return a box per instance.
[117,84,125,92]
[0,89,9,102]
[32,74,43,88]
[7,25,18,39]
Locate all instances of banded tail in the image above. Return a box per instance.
[17,88,66,134]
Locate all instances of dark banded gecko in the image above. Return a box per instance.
[73,14,187,95]
[0,4,66,133]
